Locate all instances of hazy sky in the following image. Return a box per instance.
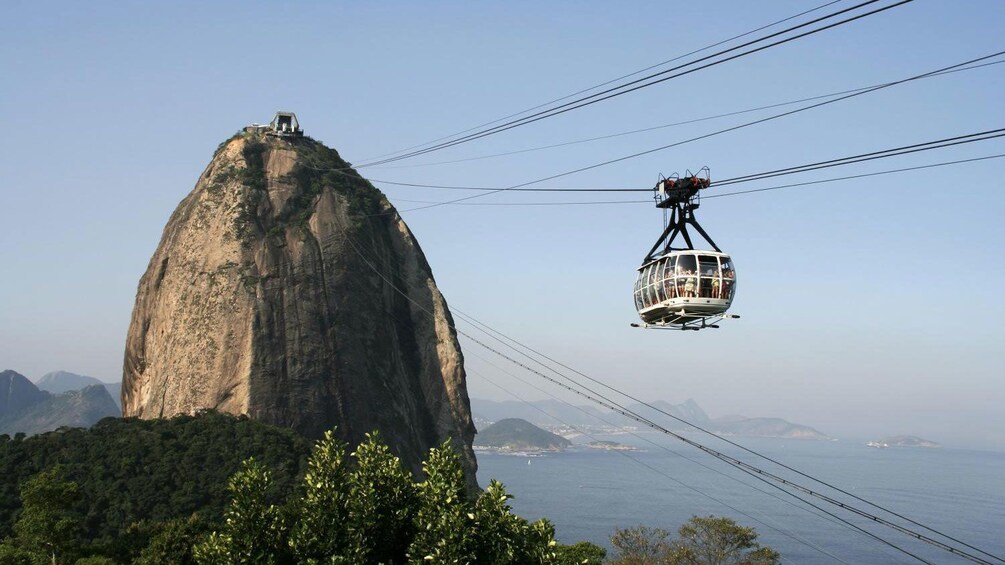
[1,1,1002,450]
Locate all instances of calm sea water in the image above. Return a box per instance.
[476,433,1005,564]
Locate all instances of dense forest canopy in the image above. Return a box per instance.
[0,412,312,544]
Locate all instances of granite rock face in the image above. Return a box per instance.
[123,132,477,489]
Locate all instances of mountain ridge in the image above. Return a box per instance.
[0,369,120,436]
[472,397,828,440]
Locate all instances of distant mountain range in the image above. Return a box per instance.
[471,398,609,428]
[35,370,122,409]
[1,370,120,436]
[471,397,829,441]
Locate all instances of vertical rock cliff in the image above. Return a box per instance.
[123,130,477,488]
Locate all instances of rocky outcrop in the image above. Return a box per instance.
[1,370,49,420]
[122,131,477,489]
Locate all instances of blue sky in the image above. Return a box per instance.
[0,1,1002,449]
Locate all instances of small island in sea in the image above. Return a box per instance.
[474,418,572,453]
[586,440,639,452]
[867,435,941,448]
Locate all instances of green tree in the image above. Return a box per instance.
[610,525,675,565]
[0,542,35,565]
[194,432,561,564]
[554,541,606,564]
[406,440,477,563]
[610,517,780,565]
[470,480,557,564]
[193,459,289,564]
[344,432,417,564]
[134,515,210,565]
[9,466,82,565]
[286,430,351,562]
[671,516,779,565]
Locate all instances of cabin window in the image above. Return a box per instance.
[654,258,668,302]
[698,255,719,298]
[659,255,675,299]
[675,254,697,298]
[721,257,735,279]
[643,265,655,307]
[675,254,697,274]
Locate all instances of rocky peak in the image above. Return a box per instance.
[0,370,47,420]
[123,130,477,490]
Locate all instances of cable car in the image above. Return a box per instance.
[632,168,738,330]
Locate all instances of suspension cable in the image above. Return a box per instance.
[358,0,912,168]
[355,0,847,164]
[391,50,1005,212]
[362,60,1003,171]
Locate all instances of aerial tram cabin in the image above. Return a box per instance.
[633,168,738,330]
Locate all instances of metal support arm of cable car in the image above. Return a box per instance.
[643,169,720,262]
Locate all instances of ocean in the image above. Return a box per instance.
[475,433,1005,564]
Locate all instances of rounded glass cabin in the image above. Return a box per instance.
[634,251,736,325]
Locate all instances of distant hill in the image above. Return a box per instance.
[872,435,940,448]
[0,369,120,436]
[35,370,122,410]
[476,418,572,450]
[471,398,609,427]
[714,416,829,440]
[472,397,829,441]
[36,370,105,393]
[627,399,714,429]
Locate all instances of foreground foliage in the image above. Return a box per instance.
[610,516,780,565]
[0,413,778,564]
[194,431,559,564]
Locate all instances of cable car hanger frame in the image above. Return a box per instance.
[644,167,721,263]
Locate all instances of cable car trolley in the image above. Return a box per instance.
[632,167,739,330]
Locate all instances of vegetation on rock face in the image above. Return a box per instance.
[284,136,384,220]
